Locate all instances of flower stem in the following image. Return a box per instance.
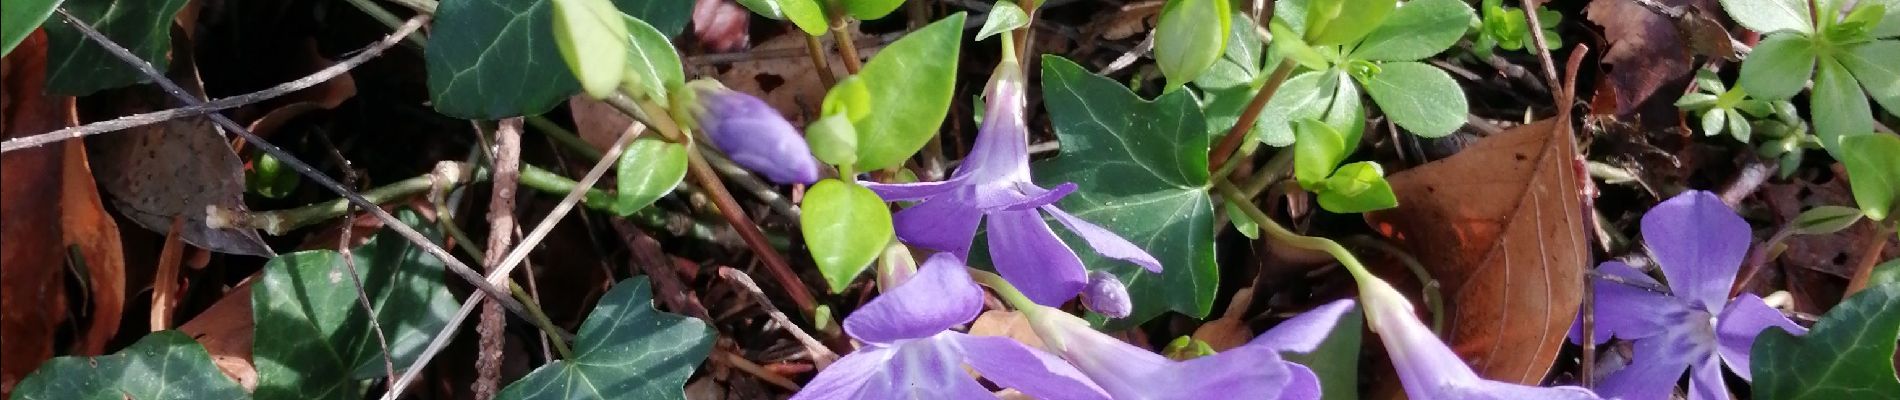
[969,268,1046,321]
[1208,60,1297,180]
[804,34,840,86]
[827,10,864,74]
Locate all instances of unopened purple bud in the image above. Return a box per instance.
[695,88,820,184]
[1082,271,1132,318]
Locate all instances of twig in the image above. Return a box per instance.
[803,34,839,87]
[721,350,803,391]
[829,17,864,73]
[474,119,524,399]
[719,267,841,366]
[314,130,399,385]
[0,17,425,153]
[614,220,711,320]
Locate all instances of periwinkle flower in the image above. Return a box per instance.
[692,85,820,185]
[1574,190,1806,400]
[1082,272,1133,318]
[794,253,1108,400]
[864,63,1160,306]
[1359,274,1600,399]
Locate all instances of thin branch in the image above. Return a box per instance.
[0,17,424,153]
[474,119,524,399]
[719,267,841,367]
[314,130,399,385]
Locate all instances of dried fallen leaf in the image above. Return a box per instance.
[0,30,72,394]
[702,30,857,125]
[1367,117,1588,384]
[60,138,126,356]
[1585,0,1719,128]
[177,282,259,391]
[571,95,635,151]
[968,310,1047,351]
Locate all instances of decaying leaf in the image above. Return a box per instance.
[62,139,127,356]
[1585,0,1720,128]
[176,282,259,391]
[0,31,72,394]
[1367,117,1588,384]
[699,30,858,125]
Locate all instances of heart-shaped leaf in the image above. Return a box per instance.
[427,0,689,118]
[497,277,715,400]
[803,179,896,292]
[1751,283,1900,399]
[13,331,248,400]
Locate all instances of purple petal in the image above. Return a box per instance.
[789,346,895,400]
[863,177,966,201]
[697,90,820,185]
[1251,299,1356,354]
[1714,293,1807,380]
[997,182,1077,211]
[988,209,1089,305]
[1597,338,1695,400]
[1148,345,1292,399]
[1279,363,1323,400]
[1043,206,1164,273]
[881,337,995,398]
[1642,190,1752,309]
[844,254,982,344]
[1447,380,1602,400]
[1688,355,1727,400]
[947,333,1110,400]
[1580,261,1687,343]
[889,196,985,257]
[953,67,1033,184]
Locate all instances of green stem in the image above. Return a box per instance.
[1208,60,1298,183]
[526,115,605,161]
[243,162,479,236]
[968,268,1047,321]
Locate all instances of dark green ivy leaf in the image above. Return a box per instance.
[497,277,715,400]
[1751,283,1900,399]
[13,331,249,400]
[427,0,690,118]
[43,0,190,95]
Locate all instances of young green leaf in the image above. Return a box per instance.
[621,14,684,102]
[734,0,786,19]
[1251,71,1332,146]
[552,0,632,98]
[1227,201,1261,239]
[1839,133,1900,220]
[976,1,1030,41]
[0,0,59,57]
[1702,106,1729,137]
[1811,57,1874,153]
[1304,0,1398,46]
[802,179,896,292]
[1350,0,1474,61]
[1154,0,1232,89]
[851,13,965,171]
[611,138,688,215]
[1316,161,1399,213]
[781,0,829,36]
[12,332,247,400]
[42,0,190,95]
[1360,61,1468,137]
[1836,40,1900,116]
[845,0,905,20]
[1789,205,1867,235]
[1751,283,1900,399]
[1726,108,1753,142]
[497,277,715,400]
[1870,0,1900,38]
[1194,12,1266,89]
[1322,71,1366,153]
[823,75,873,122]
[1738,34,1818,101]
[1720,0,1814,34]
[1294,118,1348,189]
[807,114,861,166]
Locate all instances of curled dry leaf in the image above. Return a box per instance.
[61,139,126,356]
[177,282,260,391]
[1366,118,1588,384]
[1584,0,1721,128]
[0,30,71,393]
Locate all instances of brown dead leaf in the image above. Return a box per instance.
[1366,118,1588,384]
[177,282,258,391]
[0,30,72,394]
[700,30,855,125]
[968,310,1046,351]
[570,95,636,152]
[1585,0,1719,128]
[61,138,126,356]
[152,216,187,331]
[89,30,272,257]
[1191,288,1255,352]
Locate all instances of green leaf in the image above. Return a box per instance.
[13,331,248,400]
[1837,40,1900,117]
[1305,0,1397,45]
[782,0,829,36]
[622,15,685,103]
[1751,283,1900,399]
[1155,0,1232,88]
[851,13,965,171]
[1322,70,1365,153]
[1194,12,1265,89]
[1868,0,1900,38]
[1727,108,1753,142]
[1789,205,1867,235]
[498,277,715,400]
[1738,34,1818,101]
[1350,0,1473,61]
[42,0,190,95]
[1811,56,1874,153]
[807,114,860,166]
[845,0,905,20]
[0,0,59,57]
[1722,0,1814,34]
[1702,106,1729,136]
[1278,304,1363,400]
[1677,93,1721,110]
[802,179,895,292]
[252,210,458,399]
[1250,70,1332,146]
[823,75,872,122]
[427,0,689,118]
[1872,258,1900,287]
[1840,133,1900,220]
[734,0,785,19]
[1036,56,1217,327]
[610,138,688,215]
[976,1,1029,41]
[1316,161,1398,213]
[553,0,631,98]
[1360,61,1467,137]
[1293,118,1347,188]
[1227,201,1261,239]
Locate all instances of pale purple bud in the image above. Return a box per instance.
[695,88,820,184]
[1082,271,1132,318]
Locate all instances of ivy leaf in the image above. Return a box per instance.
[1738,34,1818,101]
[1036,56,1217,327]
[1277,304,1363,400]
[0,0,59,57]
[1360,61,1467,137]
[43,0,190,95]
[1751,283,1900,399]
[1720,0,1813,34]
[1350,0,1474,62]
[252,210,458,399]
[1810,56,1874,153]
[1836,40,1900,117]
[1839,133,1900,220]
[427,0,690,118]
[976,1,1029,41]
[803,179,896,292]
[851,13,965,171]
[497,277,715,400]
[13,331,248,400]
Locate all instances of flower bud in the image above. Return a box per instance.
[693,86,821,184]
[1081,271,1133,318]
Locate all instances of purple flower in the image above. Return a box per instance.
[1575,190,1807,400]
[794,254,1108,400]
[863,64,1160,306]
[1359,274,1600,399]
[1020,299,1344,399]
[693,86,820,185]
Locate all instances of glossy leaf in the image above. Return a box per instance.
[823,75,872,122]
[1839,133,1900,220]
[42,0,190,95]
[976,1,1029,41]
[552,0,631,98]
[497,277,716,400]
[1721,0,1813,34]
[1316,161,1398,213]
[1293,118,1347,188]
[1789,205,1866,235]
[1154,0,1231,88]
[851,13,964,171]
[802,179,896,292]
[735,0,786,19]
[781,0,829,36]
[1037,56,1218,327]
[1738,34,1818,101]
[252,210,458,399]
[1350,0,1473,61]
[622,15,685,102]
[1304,0,1397,45]
[0,0,59,57]
[12,331,248,400]
[610,137,689,215]
[1360,61,1467,137]
[807,114,860,166]
[1837,40,1900,116]
[1250,70,1331,146]
[1811,56,1873,153]
[427,0,690,118]
[1751,283,1900,399]
[844,0,905,20]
